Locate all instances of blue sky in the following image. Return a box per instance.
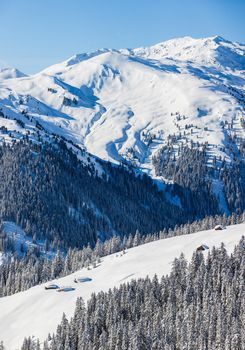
[0,0,244,73]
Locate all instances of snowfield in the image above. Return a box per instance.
[0,223,244,349]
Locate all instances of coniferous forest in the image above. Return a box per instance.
[0,139,184,249]
[1,138,245,252]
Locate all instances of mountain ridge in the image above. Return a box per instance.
[39,35,245,73]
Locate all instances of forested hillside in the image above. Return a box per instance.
[1,136,245,253]
[153,145,245,214]
[20,237,245,350]
[0,218,243,349]
[0,139,184,249]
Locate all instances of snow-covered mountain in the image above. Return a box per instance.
[131,35,245,68]
[0,35,244,223]
[0,36,244,176]
[0,222,243,349]
[0,67,27,80]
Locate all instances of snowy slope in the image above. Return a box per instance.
[0,222,244,349]
[0,36,244,179]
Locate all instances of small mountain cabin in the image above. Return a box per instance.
[214,225,224,231]
[45,284,59,290]
[74,277,92,283]
[196,244,209,251]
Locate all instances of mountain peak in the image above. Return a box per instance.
[211,35,227,43]
[0,67,27,80]
[65,49,112,66]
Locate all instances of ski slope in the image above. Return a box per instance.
[0,223,244,349]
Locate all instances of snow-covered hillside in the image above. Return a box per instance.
[0,36,244,179]
[0,222,244,349]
